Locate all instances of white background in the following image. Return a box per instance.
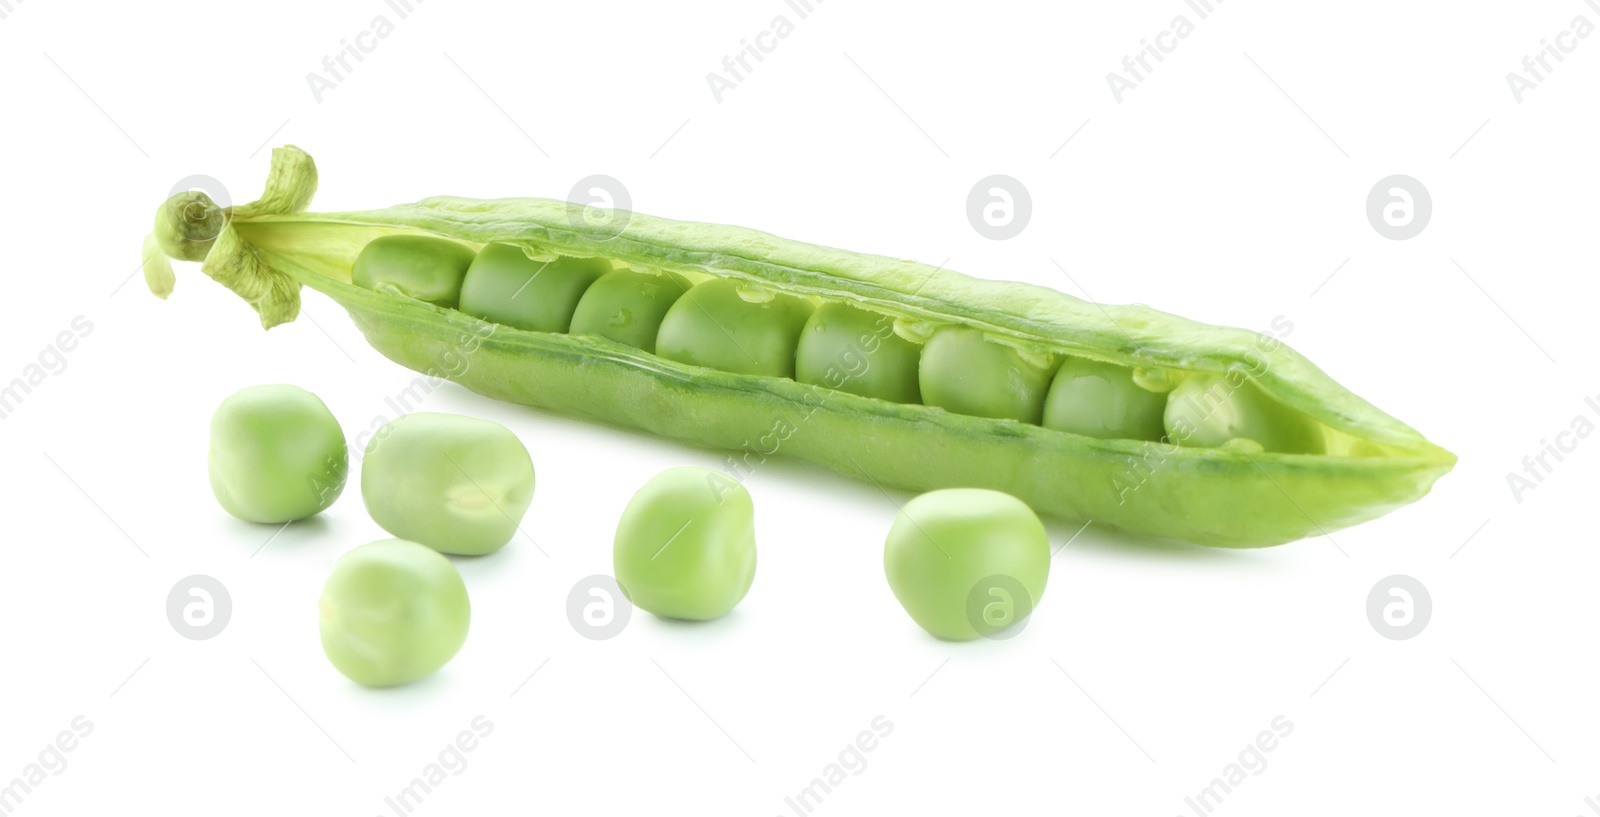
[1,1,1596,814]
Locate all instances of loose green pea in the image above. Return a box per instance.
[655,278,814,378]
[361,412,535,556]
[613,466,756,621]
[883,489,1049,641]
[569,269,690,352]
[795,303,923,403]
[918,327,1055,423]
[1042,357,1168,441]
[1163,374,1326,454]
[458,243,611,333]
[208,384,347,524]
[319,538,470,687]
[352,235,477,308]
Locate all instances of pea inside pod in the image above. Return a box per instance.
[1042,358,1168,441]
[361,412,535,556]
[569,269,690,352]
[459,243,611,333]
[655,278,814,378]
[795,302,923,404]
[919,327,1056,424]
[1164,374,1326,454]
[351,235,476,308]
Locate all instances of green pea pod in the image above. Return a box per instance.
[149,146,1455,548]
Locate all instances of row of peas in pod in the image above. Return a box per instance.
[352,236,1327,454]
[209,384,1048,688]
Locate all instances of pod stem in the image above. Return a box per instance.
[146,145,320,328]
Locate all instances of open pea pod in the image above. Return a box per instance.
[149,146,1454,547]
